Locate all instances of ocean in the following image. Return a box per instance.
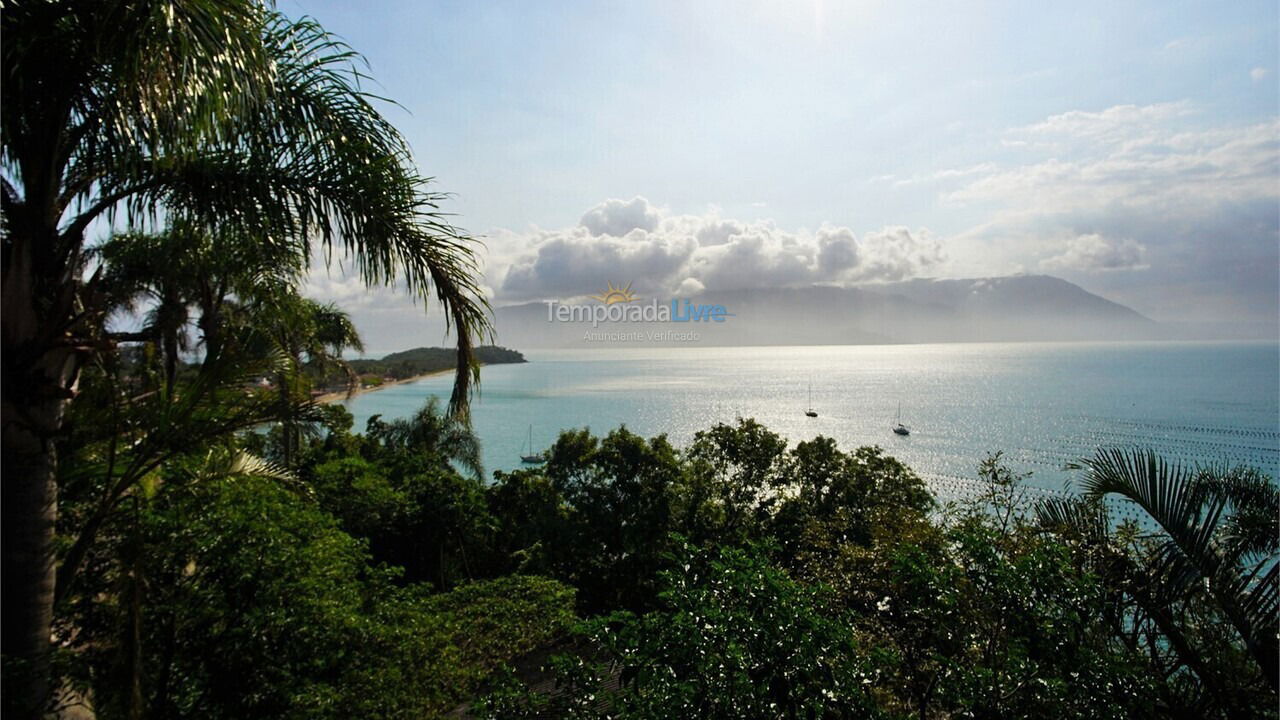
[337,342,1279,512]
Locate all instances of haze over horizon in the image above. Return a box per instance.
[284,0,1279,351]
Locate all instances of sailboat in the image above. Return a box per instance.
[520,424,545,463]
[805,380,818,417]
[892,401,910,436]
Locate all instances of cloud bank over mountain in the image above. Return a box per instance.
[488,101,1275,316]
[494,197,945,301]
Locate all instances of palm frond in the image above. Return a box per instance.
[1078,447,1279,687]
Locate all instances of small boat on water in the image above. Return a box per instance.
[520,424,545,463]
[892,402,910,436]
[805,379,818,417]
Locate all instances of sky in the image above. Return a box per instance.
[285,0,1279,349]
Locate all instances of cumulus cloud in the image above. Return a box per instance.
[500,225,697,299]
[495,200,943,300]
[579,196,661,236]
[674,277,705,295]
[302,250,420,313]
[857,227,946,281]
[695,219,744,246]
[1251,67,1269,83]
[1040,234,1147,272]
[816,226,859,275]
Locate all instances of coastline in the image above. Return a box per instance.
[315,367,455,405]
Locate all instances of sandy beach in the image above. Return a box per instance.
[314,367,454,405]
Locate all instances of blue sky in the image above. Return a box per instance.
[287,0,1278,343]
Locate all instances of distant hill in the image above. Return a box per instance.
[349,345,526,379]
[490,275,1162,347]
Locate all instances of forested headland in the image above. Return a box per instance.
[347,346,526,383]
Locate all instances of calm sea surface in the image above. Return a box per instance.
[337,342,1279,506]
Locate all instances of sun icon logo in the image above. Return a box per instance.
[591,281,638,305]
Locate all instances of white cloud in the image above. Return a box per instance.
[302,252,418,313]
[500,223,697,300]
[937,101,1278,322]
[997,101,1193,151]
[856,227,946,281]
[494,202,943,300]
[1251,67,1269,82]
[945,104,1279,213]
[1040,234,1147,272]
[675,277,705,295]
[891,163,997,187]
[579,196,661,237]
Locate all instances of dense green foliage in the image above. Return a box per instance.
[58,422,575,719]
[348,346,526,381]
[49,382,1280,718]
[468,431,1216,720]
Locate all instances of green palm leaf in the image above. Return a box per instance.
[1078,447,1278,689]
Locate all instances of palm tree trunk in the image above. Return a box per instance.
[197,290,223,362]
[163,326,179,396]
[1134,586,1239,711]
[0,412,60,718]
[1,362,78,718]
[2,226,83,718]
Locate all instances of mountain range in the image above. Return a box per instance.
[489,275,1164,348]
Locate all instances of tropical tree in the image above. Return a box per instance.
[299,399,493,589]
[96,221,307,381]
[1,3,488,712]
[255,296,365,466]
[365,398,485,480]
[1037,449,1280,711]
[63,460,575,720]
[477,540,885,720]
[52,331,306,619]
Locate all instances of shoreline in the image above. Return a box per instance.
[315,367,455,405]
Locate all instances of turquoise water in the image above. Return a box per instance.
[337,342,1279,507]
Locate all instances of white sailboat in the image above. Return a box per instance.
[892,401,910,436]
[805,379,818,417]
[520,424,545,463]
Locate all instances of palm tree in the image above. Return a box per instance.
[366,397,485,481]
[98,221,308,375]
[258,296,365,466]
[1037,449,1279,701]
[98,230,201,394]
[1,4,488,711]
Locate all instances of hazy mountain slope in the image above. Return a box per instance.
[491,275,1161,347]
[862,275,1159,342]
